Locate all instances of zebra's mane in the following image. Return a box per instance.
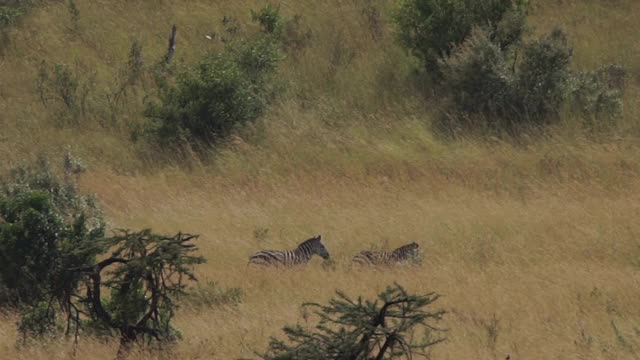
[296,235,322,249]
[392,242,418,254]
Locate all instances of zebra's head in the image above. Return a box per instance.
[395,242,420,257]
[302,235,330,260]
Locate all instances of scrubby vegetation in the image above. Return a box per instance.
[144,35,281,153]
[261,284,445,360]
[0,0,639,359]
[0,157,205,357]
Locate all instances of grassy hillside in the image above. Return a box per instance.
[1,0,640,359]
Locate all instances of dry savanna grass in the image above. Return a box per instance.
[1,0,640,359]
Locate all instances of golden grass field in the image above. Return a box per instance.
[1,0,640,359]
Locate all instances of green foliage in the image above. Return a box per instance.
[261,284,446,360]
[394,0,527,79]
[437,27,620,133]
[145,34,281,152]
[570,64,626,126]
[73,229,205,354]
[439,27,513,126]
[251,4,312,58]
[515,29,572,122]
[252,3,281,35]
[396,0,624,133]
[0,5,23,29]
[1,157,206,356]
[17,300,62,339]
[0,154,104,310]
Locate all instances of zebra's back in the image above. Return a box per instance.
[352,251,389,266]
[352,250,416,266]
[249,250,286,266]
[248,250,304,267]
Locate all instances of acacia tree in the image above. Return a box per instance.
[71,229,205,357]
[261,284,446,360]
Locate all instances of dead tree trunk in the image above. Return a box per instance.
[164,25,177,64]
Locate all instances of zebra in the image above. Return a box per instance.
[352,242,420,266]
[248,235,330,267]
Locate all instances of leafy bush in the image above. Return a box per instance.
[438,26,623,133]
[439,28,514,125]
[261,284,445,360]
[145,36,280,151]
[252,3,281,35]
[394,0,527,79]
[1,156,207,357]
[515,29,572,122]
[0,5,23,29]
[569,64,626,126]
[251,4,312,58]
[396,0,625,133]
[0,154,104,309]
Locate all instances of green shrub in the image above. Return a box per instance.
[569,64,626,126]
[394,0,527,79]
[252,3,281,35]
[0,6,23,29]
[145,36,280,152]
[438,27,610,133]
[1,157,207,356]
[71,229,205,355]
[439,28,513,124]
[515,29,572,122]
[0,154,104,309]
[251,4,312,58]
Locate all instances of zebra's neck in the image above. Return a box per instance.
[294,243,314,262]
[392,247,410,259]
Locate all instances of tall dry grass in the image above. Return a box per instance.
[1,0,640,359]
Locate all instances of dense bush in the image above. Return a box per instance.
[515,29,572,122]
[144,36,280,151]
[396,0,625,133]
[0,156,205,357]
[439,28,513,125]
[569,64,626,126]
[439,28,573,131]
[394,0,527,79]
[0,154,104,308]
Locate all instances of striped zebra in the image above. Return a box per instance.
[248,235,330,267]
[352,242,420,266]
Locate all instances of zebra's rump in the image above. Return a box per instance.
[352,251,386,266]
